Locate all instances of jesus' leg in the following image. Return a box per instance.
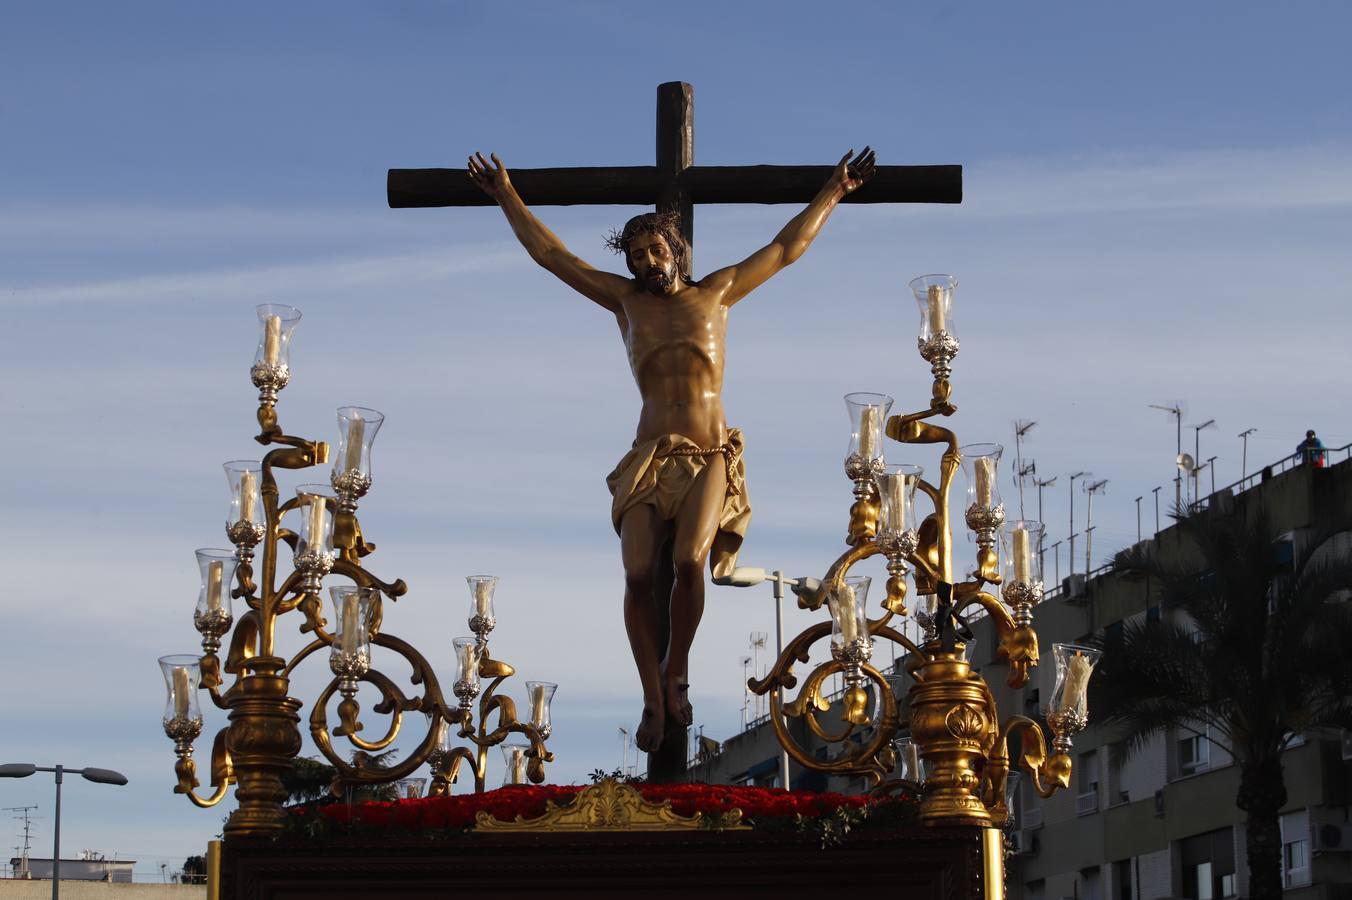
[664,459,729,727]
[620,504,670,753]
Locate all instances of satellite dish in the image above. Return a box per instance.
[1177,453,1196,472]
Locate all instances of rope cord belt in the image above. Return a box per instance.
[660,442,743,496]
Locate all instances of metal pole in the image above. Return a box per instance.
[1153,486,1161,533]
[772,571,790,790]
[1085,488,1095,574]
[1086,526,1096,576]
[1051,541,1061,584]
[1135,496,1142,543]
[1240,428,1256,481]
[1176,414,1183,511]
[1207,457,1217,495]
[51,766,61,900]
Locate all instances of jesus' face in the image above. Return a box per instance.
[627,232,679,296]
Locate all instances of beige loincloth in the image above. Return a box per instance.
[605,429,751,581]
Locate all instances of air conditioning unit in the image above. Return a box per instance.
[1313,823,1352,853]
[1064,574,1086,599]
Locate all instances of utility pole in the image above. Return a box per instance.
[1239,428,1257,481]
[1068,471,1089,577]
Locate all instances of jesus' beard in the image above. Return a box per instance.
[643,268,675,295]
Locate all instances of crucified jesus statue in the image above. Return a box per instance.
[468,147,876,752]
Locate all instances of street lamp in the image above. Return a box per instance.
[0,763,127,900]
[713,566,821,791]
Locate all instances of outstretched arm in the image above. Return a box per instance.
[467,152,630,313]
[705,148,876,307]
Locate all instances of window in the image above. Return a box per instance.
[1079,866,1102,900]
[1077,749,1100,815]
[1281,810,1311,888]
[1113,859,1133,900]
[1178,729,1210,775]
[1180,828,1236,900]
[1107,741,1129,806]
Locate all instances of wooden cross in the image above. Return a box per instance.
[388,81,961,277]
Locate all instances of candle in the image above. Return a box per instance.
[173,667,191,718]
[206,560,224,613]
[340,593,360,656]
[307,495,326,550]
[239,470,256,523]
[927,285,947,334]
[1012,525,1031,584]
[885,474,908,532]
[458,642,479,681]
[974,457,995,507]
[474,581,493,617]
[1061,652,1093,715]
[263,315,282,365]
[836,585,858,644]
[858,406,878,459]
[343,417,364,474]
[529,684,547,727]
[511,750,527,785]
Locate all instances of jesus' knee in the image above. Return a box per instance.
[670,555,705,592]
[624,569,655,601]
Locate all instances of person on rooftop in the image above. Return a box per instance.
[1296,429,1326,467]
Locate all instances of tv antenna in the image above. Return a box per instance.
[5,805,37,879]
[1083,479,1109,573]
[1238,427,1258,480]
[1150,403,1185,511]
[1013,420,1037,519]
[749,632,769,720]
[1068,471,1091,577]
[1188,419,1216,507]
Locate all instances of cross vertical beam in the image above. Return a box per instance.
[656,82,694,278]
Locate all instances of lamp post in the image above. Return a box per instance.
[0,763,128,900]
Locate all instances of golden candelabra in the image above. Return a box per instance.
[158,305,555,838]
[749,275,1101,828]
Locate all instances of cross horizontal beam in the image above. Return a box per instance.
[387,164,962,209]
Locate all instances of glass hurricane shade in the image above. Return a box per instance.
[159,655,203,725]
[194,549,238,619]
[466,575,497,625]
[909,274,957,342]
[223,460,264,529]
[328,586,376,662]
[844,393,893,464]
[294,485,336,558]
[828,575,872,648]
[453,637,480,688]
[252,304,301,369]
[501,743,530,785]
[961,443,1004,510]
[333,407,383,482]
[396,777,426,800]
[1001,520,1045,587]
[877,464,923,537]
[525,681,557,732]
[1049,643,1102,721]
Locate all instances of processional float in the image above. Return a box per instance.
[158,304,556,837]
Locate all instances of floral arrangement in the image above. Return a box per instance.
[286,781,918,841]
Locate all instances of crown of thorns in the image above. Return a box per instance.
[604,211,685,255]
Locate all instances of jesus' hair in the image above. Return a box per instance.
[604,212,698,285]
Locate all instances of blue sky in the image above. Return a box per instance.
[3,0,1350,880]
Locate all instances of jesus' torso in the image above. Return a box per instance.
[616,283,729,450]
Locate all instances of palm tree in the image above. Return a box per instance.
[1093,509,1352,900]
